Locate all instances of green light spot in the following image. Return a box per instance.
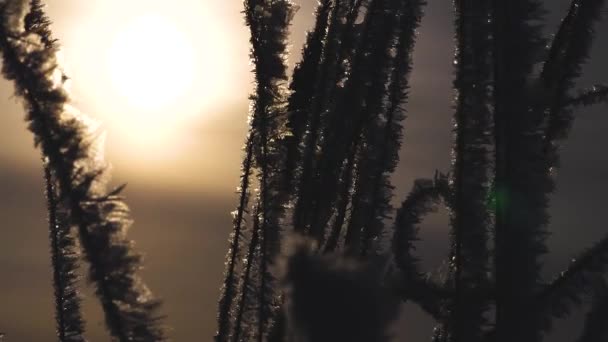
[487,184,508,213]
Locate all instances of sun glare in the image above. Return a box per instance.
[50,0,250,183]
[108,15,196,110]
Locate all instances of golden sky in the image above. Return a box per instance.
[0,0,607,341]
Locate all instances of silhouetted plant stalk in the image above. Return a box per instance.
[326,0,422,254]
[0,2,165,341]
[282,0,331,194]
[445,0,493,341]
[533,2,607,331]
[292,0,349,238]
[292,0,365,253]
[568,84,608,107]
[491,1,552,341]
[291,0,366,243]
[220,0,608,340]
[250,0,295,339]
[232,208,262,342]
[216,134,254,342]
[541,0,606,161]
[577,279,608,342]
[323,147,357,253]
[392,176,450,321]
[356,0,424,256]
[490,0,608,341]
[217,1,296,341]
[535,232,608,322]
[344,0,403,255]
[310,0,383,245]
[44,165,86,342]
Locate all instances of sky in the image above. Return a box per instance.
[0,0,606,341]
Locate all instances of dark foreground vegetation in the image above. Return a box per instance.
[0,0,607,341]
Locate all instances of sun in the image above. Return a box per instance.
[52,0,249,178]
[107,14,196,111]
